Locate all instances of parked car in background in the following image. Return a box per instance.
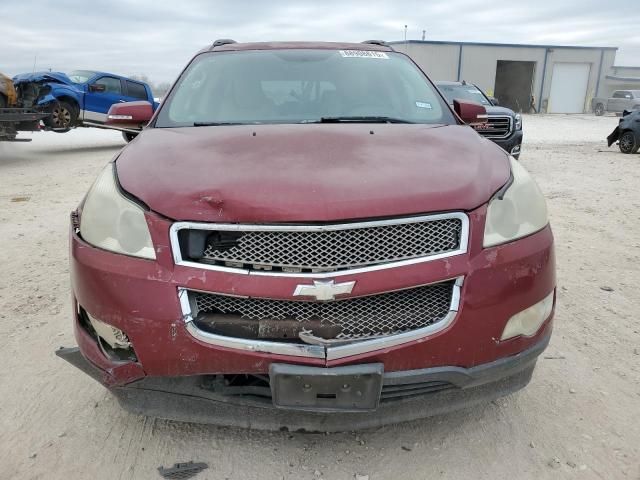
[57,40,555,431]
[592,90,640,116]
[607,109,640,153]
[12,70,159,141]
[436,81,523,159]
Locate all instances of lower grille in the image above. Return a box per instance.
[199,374,456,404]
[190,280,455,341]
[380,381,454,401]
[474,115,512,139]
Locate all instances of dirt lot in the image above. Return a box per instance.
[0,115,638,480]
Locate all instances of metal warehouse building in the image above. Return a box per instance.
[391,40,638,114]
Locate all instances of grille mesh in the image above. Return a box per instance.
[191,280,455,339]
[473,115,512,139]
[199,217,463,272]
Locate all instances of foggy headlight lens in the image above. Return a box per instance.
[80,164,155,259]
[501,291,554,340]
[515,113,522,130]
[483,157,548,247]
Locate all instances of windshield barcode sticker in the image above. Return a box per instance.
[415,101,432,109]
[339,50,389,59]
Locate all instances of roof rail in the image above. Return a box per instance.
[361,40,388,47]
[211,39,237,48]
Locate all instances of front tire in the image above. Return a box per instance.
[45,100,77,131]
[122,131,138,143]
[619,131,639,154]
[594,103,605,116]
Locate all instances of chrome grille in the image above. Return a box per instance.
[474,115,512,139]
[190,280,455,340]
[195,216,463,273]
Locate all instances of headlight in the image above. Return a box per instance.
[501,291,554,340]
[80,164,155,259]
[514,113,522,130]
[483,157,548,247]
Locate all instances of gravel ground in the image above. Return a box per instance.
[0,115,638,479]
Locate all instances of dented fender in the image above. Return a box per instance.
[35,93,60,107]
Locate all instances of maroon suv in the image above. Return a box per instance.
[58,40,555,431]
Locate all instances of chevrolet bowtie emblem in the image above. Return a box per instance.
[293,280,356,301]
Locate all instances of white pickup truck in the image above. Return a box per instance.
[592,90,640,116]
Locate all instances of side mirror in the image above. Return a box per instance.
[89,83,106,93]
[489,97,499,106]
[106,101,153,126]
[453,99,488,124]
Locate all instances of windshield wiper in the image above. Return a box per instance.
[193,117,415,126]
[316,116,414,124]
[193,121,245,127]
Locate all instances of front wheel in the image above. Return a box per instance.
[594,103,605,116]
[619,131,639,154]
[45,100,77,131]
[122,131,138,143]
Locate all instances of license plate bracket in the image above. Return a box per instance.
[269,363,384,412]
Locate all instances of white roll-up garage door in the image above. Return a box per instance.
[548,63,591,113]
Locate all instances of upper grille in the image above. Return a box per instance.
[189,216,464,273]
[190,280,455,340]
[473,115,512,139]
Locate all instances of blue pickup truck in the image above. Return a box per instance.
[12,70,159,141]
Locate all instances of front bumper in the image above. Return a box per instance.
[63,205,555,425]
[491,129,523,158]
[57,328,550,431]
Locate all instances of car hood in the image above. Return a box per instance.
[484,105,516,117]
[13,71,74,86]
[444,101,515,117]
[116,124,510,223]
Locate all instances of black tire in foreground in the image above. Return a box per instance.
[619,130,639,154]
[122,131,138,143]
[44,100,77,132]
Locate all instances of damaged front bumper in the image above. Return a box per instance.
[57,328,549,431]
[60,205,555,429]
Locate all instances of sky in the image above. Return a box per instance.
[1,0,639,84]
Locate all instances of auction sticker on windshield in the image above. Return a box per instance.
[339,50,389,59]
[415,101,432,109]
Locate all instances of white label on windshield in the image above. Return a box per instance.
[339,50,389,59]
[415,101,432,109]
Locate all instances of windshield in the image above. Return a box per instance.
[155,49,455,126]
[437,84,491,106]
[66,70,95,84]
